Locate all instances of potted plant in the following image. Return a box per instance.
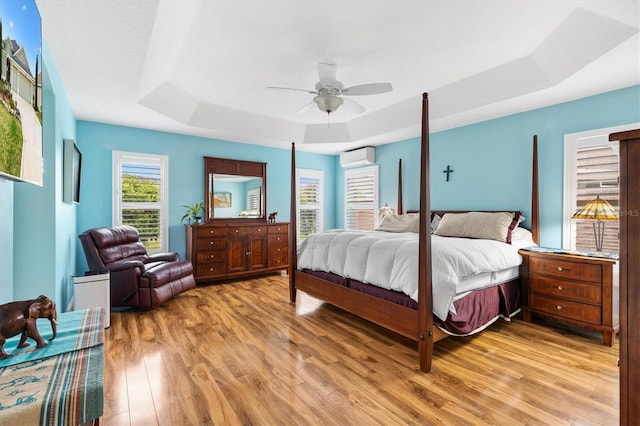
[181,201,204,224]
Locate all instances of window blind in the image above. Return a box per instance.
[345,167,378,231]
[114,152,168,253]
[298,172,322,241]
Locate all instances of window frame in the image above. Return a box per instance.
[112,151,169,253]
[562,123,638,251]
[344,165,379,231]
[296,168,324,244]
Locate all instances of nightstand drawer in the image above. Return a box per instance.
[529,293,601,324]
[529,275,601,304]
[529,257,602,283]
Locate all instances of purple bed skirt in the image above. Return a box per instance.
[300,269,520,336]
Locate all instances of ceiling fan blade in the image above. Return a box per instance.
[318,62,338,87]
[267,86,317,94]
[341,82,392,96]
[341,97,366,114]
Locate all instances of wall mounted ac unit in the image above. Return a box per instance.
[340,146,375,168]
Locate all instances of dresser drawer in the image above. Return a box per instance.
[268,224,288,234]
[196,263,226,277]
[195,226,226,237]
[529,293,601,324]
[529,275,601,304]
[268,245,287,257]
[529,257,602,283]
[228,226,267,236]
[268,234,287,246]
[268,252,288,268]
[196,237,226,250]
[196,249,226,264]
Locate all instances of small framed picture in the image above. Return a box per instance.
[213,192,232,208]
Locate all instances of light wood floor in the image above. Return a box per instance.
[102,274,619,425]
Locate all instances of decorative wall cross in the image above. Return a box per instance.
[443,165,454,182]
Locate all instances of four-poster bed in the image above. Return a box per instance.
[289,93,540,372]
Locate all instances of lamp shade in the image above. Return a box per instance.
[572,195,618,220]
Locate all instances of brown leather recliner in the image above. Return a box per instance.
[79,225,196,310]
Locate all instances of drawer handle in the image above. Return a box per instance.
[557,286,563,291]
[556,305,562,310]
[210,255,215,259]
[209,230,214,234]
[246,251,251,255]
[235,229,239,233]
[557,266,563,271]
[210,268,214,272]
[257,228,262,232]
[210,242,214,245]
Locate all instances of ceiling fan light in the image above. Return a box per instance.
[314,94,343,114]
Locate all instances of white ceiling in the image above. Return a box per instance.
[36,0,639,155]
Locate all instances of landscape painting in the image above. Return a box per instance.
[0,0,42,185]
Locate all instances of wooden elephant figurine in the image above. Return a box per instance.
[0,295,57,359]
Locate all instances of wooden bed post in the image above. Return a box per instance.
[289,142,297,303]
[418,93,434,373]
[531,135,540,245]
[398,159,403,215]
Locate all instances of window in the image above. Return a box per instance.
[344,166,379,231]
[246,188,261,215]
[296,169,323,243]
[113,151,168,253]
[563,124,638,253]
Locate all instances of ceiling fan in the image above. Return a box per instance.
[268,62,392,115]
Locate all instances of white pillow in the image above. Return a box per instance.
[433,211,521,243]
[376,213,420,233]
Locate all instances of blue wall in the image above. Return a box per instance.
[369,85,640,248]
[74,124,337,273]
[1,42,78,308]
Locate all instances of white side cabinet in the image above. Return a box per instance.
[74,272,110,328]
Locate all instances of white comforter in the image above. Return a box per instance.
[297,230,527,321]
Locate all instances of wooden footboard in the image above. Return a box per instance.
[294,270,419,340]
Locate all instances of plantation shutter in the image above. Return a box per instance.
[113,152,168,253]
[297,169,323,242]
[345,166,378,231]
[574,142,619,253]
[247,189,260,214]
[299,175,320,240]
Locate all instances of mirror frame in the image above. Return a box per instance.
[204,156,267,223]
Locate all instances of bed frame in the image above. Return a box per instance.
[288,93,539,372]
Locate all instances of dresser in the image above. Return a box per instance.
[520,249,618,346]
[186,222,289,282]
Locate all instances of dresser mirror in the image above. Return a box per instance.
[204,157,266,222]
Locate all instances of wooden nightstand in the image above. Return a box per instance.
[519,248,619,346]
